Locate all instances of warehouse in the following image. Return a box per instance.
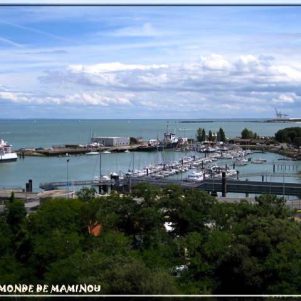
[90,137,130,147]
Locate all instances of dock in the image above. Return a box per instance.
[17,144,158,157]
[39,177,301,198]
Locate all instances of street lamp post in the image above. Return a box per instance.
[67,158,70,197]
[282,170,285,201]
[99,151,102,179]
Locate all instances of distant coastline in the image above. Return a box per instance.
[180,120,263,123]
[264,118,301,123]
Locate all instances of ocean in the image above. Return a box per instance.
[0,119,300,193]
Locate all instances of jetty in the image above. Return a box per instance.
[38,148,300,197]
[17,144,157,157]
[39,176,301,198]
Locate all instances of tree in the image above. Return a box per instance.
[130,137,139,145]
[0,217,13,256]
[202,129,206,142]
[132,182,161,206]
[275,127,301,147]
[161,185,216,236]
[208,130,213,141]
[214,215,301,294]
[294,137,301,147]
[218,128,226,142]
[241,128,257,139]
[196,128,205,142]
[3,183,301,294]
[254,194,290,218]
[85,255,179,294]
[5,199,27,233]
[76,187,96,202]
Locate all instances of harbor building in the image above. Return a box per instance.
[91,136,130,147]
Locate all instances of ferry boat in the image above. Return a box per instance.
[0,139,18,162]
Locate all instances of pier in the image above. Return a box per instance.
[17,144,157,157]
[39,176,301,198]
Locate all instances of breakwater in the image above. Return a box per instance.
[17,144,157,157]
[239,145,301,160]
[38,177,301,198]
[16,143,301,160]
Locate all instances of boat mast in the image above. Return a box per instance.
[99,152,102,178]
[132,152,135,172]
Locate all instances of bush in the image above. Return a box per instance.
[275,127,301,147]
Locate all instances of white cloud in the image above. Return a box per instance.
[67,62,168,74]
[200,54,231,71]
[272,93,298,104]
[0,89,134,106]
[48,54,301,93]
[3,54,301,116]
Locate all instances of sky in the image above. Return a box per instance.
[1,6,301,118]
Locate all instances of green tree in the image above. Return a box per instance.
[196,128,205,142]
[208,130,213,141]
[202,129,206,141]
[130,137,139,145]
[214,215,301,294]
[5,199,26,233]
[217,128,226,142]
[0,217,12,256]
[76,187,96,202]
[161,185,216,236]
[24,199,84,278]
[241,128,257,139]
[88,255,179,294]
[275,127,301,147]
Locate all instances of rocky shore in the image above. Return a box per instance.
[240,144,301,160]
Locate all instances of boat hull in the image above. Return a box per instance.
[0,157,17,163]
[0,153,18,162]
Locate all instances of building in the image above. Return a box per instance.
[148,139,159,146]
[163,132,178,144]
[178,137,188,145]
[91,137,130,147]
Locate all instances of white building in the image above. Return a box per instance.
[148,139,159,146]
[163,133,178,144]
[91,137,130,147]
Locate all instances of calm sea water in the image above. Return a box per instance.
[0,119,300,192]
[1,119,300,149]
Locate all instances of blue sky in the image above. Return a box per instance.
[1,6,301,118]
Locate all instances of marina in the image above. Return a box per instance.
[0,119,300,195]
[37,148,301,199]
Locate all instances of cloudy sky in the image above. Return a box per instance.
[1,6,301,118]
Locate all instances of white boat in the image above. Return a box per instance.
[187,171,204,182]
[102,150,111,154]
[222,153,233,159]
[252,159,267,164]
[226,169,237,177]
[0,139,17,162]
[236,158,248,166]
[86,151,99,155]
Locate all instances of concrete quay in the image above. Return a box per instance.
[16,144,157,157]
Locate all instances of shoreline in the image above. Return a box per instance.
[15,143,301,160]
[16,144,158,157]
[239,145,301,160]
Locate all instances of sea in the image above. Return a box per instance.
[0,119,300,198]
